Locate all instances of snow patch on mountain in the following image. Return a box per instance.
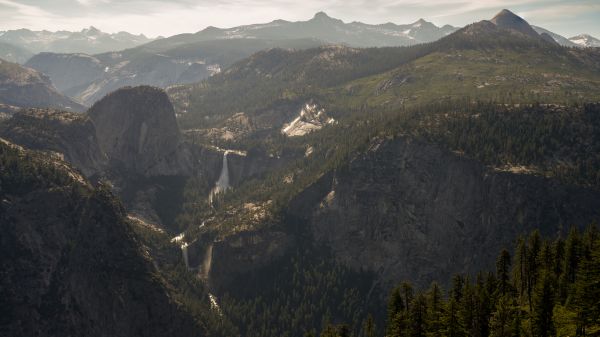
[569,34,600,48]
[282,103,335,137]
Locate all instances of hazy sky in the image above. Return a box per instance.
[1,0,599,38]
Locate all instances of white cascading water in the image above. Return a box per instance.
[209,150,231,205]
[201,244,213,280]
[181,242,190,270]
[171,233,191,270]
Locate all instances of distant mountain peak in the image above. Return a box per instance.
[490,8,539,38]
[82,26,101,35]
[491,9,525,26]
[313,11,331,19]
[310,11,342,24]
[493,9,517,18]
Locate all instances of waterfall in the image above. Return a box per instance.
[181,242,190,270]
[209,151,231,205]
[201,244,213,280]
[209,293,222,315]
[216,151,230,191]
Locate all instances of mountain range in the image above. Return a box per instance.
[0,26,154,56]
[17,11,600,108]
[20,12,459,106]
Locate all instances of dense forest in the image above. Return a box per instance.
[316,226,600,337]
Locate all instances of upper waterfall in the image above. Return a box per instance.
[209,150,231,205]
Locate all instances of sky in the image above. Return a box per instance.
[0,0,599,38]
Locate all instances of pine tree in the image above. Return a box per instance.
[388,286,405,329]
[459,278,477,337]
[531,272,555,337]
[527,230,542,312]
[489,295,517,337]
[362,314,376,337]
[496,249,512,297]
[443,298,464,337]
[451,275,465,302]
[572,245,600,336]
[426,283,444,337]
[389,311,409,337]
[402,282,415,312]
[512,237,527,305]
[475,274,492,337]
[564,227,581,284]
[410,294,428,337]
[552,237,566,302]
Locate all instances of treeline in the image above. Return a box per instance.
[318,226,600,337]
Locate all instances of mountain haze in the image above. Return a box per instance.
[0,27,154,55]
[0,58,84,112]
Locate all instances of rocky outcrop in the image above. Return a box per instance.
[88,86,192,177]
[0,108,106,177]
[0,58,85,112]
[0,140,203,337]
[289,137,600,289]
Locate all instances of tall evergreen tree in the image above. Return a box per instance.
[362,315,376,337]
[489,295,517,337]
[388,286,405,330]
[512,237,527,305]
[409,294,428,337]
[527,230,542,312]
[426,283,444,337]
[443,298,464,337]
[564,227,581,284]
[451,275,465,302]
[402,282,415,313]
[459,278,477,337]
[531,272,555,337]
[572,246,600,336]
[496,249,512,296]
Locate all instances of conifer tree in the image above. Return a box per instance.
[410,294,428,337]
[362,314,376,337]
[426,283,444,337]
[489,295,517,337]
[443,298,464,337]
[572,245,600,336]
[531,272,555,337]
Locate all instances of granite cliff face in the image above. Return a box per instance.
[0,108,106,177]
[286,137,600,288]
[88,86,191,177]
[0,140,203,337]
